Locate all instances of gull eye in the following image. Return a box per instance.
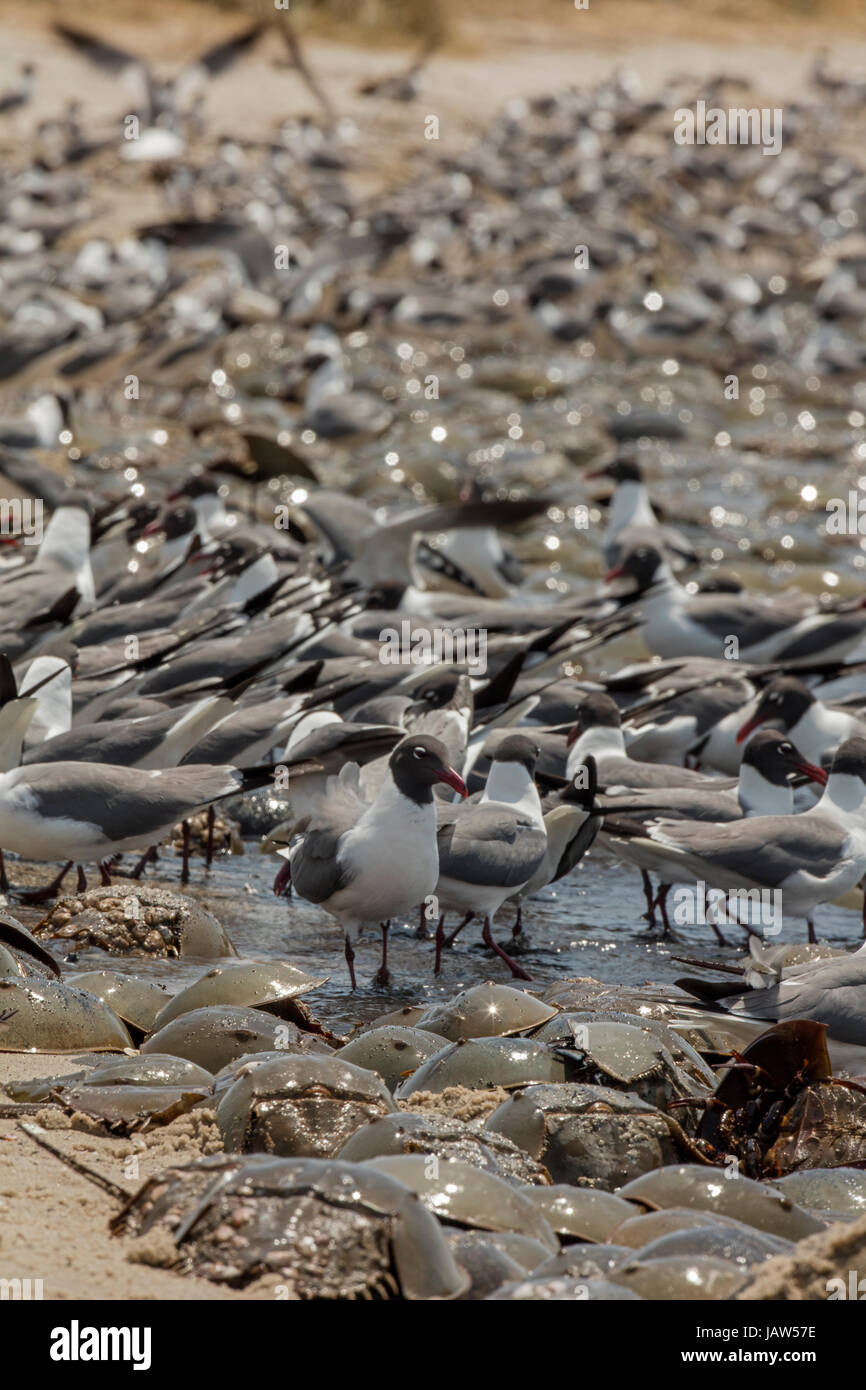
[412,746,427,759]
[780,742,792,753]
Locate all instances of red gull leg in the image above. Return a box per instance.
[16,860,74,903]
[373,921,392,987]
[481,915,532,981]
[445,911,473,948]
[344,932,357,990]
[434,914,445,975]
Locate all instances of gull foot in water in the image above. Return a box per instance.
[15,861,74,903]
[481,916,532,981]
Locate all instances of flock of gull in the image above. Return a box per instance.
[1,20,866,1054]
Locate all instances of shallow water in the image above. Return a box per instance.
[15,838,864,1034]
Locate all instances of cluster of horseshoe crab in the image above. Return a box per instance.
[3,908,866,1301]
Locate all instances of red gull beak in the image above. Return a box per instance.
[435,766,467,797]
[796,760,828,786]
[605,564,626,582]
[584,466,607,481]
[142,517,165,538]
[736,714,764,745]
[566,724,580,748]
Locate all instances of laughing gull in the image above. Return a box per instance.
[677,940,866,1045]
[600,729,828,934]
[278,734,466,987]
[586,453,698,569]
[433,734,547,980]
[565,692,716,790]
[0,760,248,900]
[607,541,866,663]
[511,759,601,932]
[605,736,866,943]
[737,675,866,768]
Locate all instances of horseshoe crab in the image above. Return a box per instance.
[518,1018,706,1111]
[446,1234,527,1300]
[67,970,172,1044]
[151,961,328,1030]
[628,1224,793,1270]
[533,1245,633,1281]
[395,1037,574,1100]
[5,1053,215,1103]
[0,976,132,1053]
[53,1083,212,1135]
[363,1155,559,1253]
[488,1276,642,1301]
[617,1166,825,1240]
[415,984,558,1041]
[0,914,61,978]
[112,1153,468,1298]
[337,1112,551,1186]
[34,884,236,959]
[142,1005,328,1072]
[774,1168,866,1219]
[523,1185,634,1243]
[683,1019,866,1178]
[532,1010,716,1091]
[337,1027,447,1092]
[361,1005,427,1031]
[217,1054,396,1158]
[542,978,680,1023]
[485,1084,686,1191]
[608,1255,746,1301]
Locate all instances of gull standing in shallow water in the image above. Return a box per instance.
[0,761,249,900]
[433,734,548,980]
[277,735,467,987]
[604,736,866,944]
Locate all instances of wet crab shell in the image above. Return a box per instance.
[608,1255,747,1301]
[336,1026,446,1092]
[415,983,558,1041]
[54,1082,213,1134]
[217,1054,396,1158]
[617,1165,825,1241]
[532,1010,716,1090]
[337,1112,552,1187]
[525,1018,706,1111]
[362,1155,560,1253]
[774,1167,866,1219]
[142,1004,335,1073]
[151,961,329,1030]
[111,1152,469,1299]
[0,976,132,1053]
[627,1223,793,1271]
[395,1036,573,1099]
[523,1185,634,1242]
[67,970,172,1041]
[0,913,61,979]
[487,1276,643,1301]
[485,1083,684,1191]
